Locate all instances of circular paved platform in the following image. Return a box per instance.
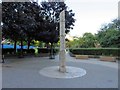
[39,66,86,79]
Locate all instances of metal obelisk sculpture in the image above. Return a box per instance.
[59,10,66,73]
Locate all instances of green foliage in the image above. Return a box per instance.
[2,2,75,58]
[68,33,97,48]
[2,2,75,52]
[68,19,120,48]
[82,33,97,48]
[2,48,59,55]
[2,2,39,41]
[69,48,120,57]
[96,19,120,48]
[35,1,75,44]
[34,47,38,55]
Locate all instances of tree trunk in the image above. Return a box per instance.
[2,44,3,52]
[21,40,23,51]
[19,40,24,58]
[49,43,55,59]
[27,39,31,50]
[46,43,49,49]
[2,43,5,63]
[14,41,17,54]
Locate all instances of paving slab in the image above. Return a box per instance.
[2,53,118,88]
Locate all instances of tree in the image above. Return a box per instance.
[82,33,96,48]
[36,1,75,58]
[67,33,97,48]
[21,2,41,50]
[2,2,26,54]
[2,2,75,58]
[96,19,120,48]
[2,2,43,55]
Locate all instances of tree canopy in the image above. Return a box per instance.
[67,32,97,48]
[2,2,75,45]
[96,19,120,48]
[35,1,75,44]
[67,19,120,48]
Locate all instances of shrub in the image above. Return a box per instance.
[2,48,59,55]
[69,48,120,57]
[2,48,14,55]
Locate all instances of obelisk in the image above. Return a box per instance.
[59,10,66,73]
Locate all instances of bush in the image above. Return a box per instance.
[2,48,14,55]
[2,48,59,55]
[38,48,50,53]
[69,48,120,57]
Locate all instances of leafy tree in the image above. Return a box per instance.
[96,19,120,47]
[2,2,26,54]
[2,2,75,58]
[82,33,96,48]
[21,2,41,50]
[2,2,43,55]
[67,33,97,48]
[35,1,75,58]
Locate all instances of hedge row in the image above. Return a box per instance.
[69,48,120,57]
[2,48,59,55]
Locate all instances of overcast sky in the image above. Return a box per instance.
[65,0,119,37]
[38,0,119,37]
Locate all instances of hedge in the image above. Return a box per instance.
[2,48,59,55]
[69,48,120,57]
[2,48,15,54]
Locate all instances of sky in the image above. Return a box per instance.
[0,0,119,37]
[65,0,119,37]
[38,0,119,37]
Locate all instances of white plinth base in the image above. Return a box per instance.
[39,66,86,79]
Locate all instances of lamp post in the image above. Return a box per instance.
[59,10,66,73]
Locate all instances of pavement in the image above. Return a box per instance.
[1,52,118,88]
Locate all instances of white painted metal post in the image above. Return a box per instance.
[59,10,66,73]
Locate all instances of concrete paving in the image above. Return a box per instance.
[2,53,118,88]
[39,66,86,79]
